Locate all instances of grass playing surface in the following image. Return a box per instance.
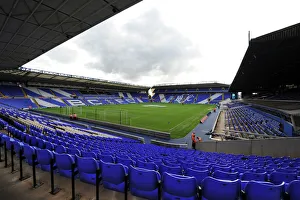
[40,103,215,139]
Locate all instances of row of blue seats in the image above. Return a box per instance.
[1,132,300,200]
[6,119,299,175]
[1,109,300,200]
[226,105,284,136]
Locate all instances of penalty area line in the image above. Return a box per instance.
[169,115,198,132]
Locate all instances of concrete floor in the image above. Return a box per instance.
[0,149,146,200]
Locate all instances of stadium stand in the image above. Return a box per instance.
[225,103,287,137]
[152,83,231,104]
[0,81,149,109]
[1,111,300,199]
[227,23,300,138]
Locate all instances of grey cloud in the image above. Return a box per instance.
[46,46,77,64]
[77,9,200,82]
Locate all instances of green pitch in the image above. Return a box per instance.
[40,103,215,139]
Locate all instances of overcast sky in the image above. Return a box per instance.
[24,0,300,87]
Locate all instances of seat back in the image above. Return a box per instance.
[82,151,98,159]
[37,139,45,149]
[213,170,239,181]
[55,153,75,170]
[12,141,23,153]
[136,160,158,171]
[76,155,99,185]
[36,149,54,172]
[201,177,241,200]
[160,164,182,175]
[270,171,297,184]
[101,161,128,193]
[116,156,135,168]
[45,141,54,151]
[186,168,209,186]
[245,181,284,200]
[4,137,14,150]
[162,173,197,199]
[129,166,161,200]
[211,165,231,173]
[67,148,81,156]
[23,145,36,160]
[36,149,53,165]
[55,145,66,154]
[241,172,267,181]
[77,156,99,174]
[99,154,114,163]
[287,180,300,200]
[30,136,38,147]
[23,145,36,165]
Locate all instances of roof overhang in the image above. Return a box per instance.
[230,23,300,93]
[0,0,142,69]
[153,82,230,90]
[0,67,149,91]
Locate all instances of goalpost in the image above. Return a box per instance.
[61,106,130,126]
[95,109,129,125]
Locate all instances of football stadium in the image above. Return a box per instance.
[0,1,300,200]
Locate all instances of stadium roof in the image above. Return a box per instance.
[153,82,230,90]
[0,67,149,91]
[0,0,142,70]
[230,23,300,93]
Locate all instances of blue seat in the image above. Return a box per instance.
[23,145,42,188]
[13,141,30,181]
[36,149,60,195]
[24,134,32,145]
[160,164,182,175]
[82,151,98,159]
[55,153,77,178]
[211,165,231,173]
[36,149,55,172]
[191,166,209,171]
[186,168,210,186]
[162,172,198,200]
[45,141,54,151]
[0,133,6,162]
[286,180,300,200]
[55,145,66,154]
[277,168,297,174]
[201,177,241,200]
[129,166,161,200]
[270,171,297,190]
[76,155,101,200]
[255,168,266,173]
[76,155,100,185]
[23,145,37,166]
[241,172,267,181]
[36,139,45,149]
[67,148,81,156]
[136,160,158,171]
[3,137,15,169]
[244,181,284,200]
[213,170,239,181]
[232,167,252,174]
[181,161,196,172]
[99,154,114,163]
[101,161,128,199]
[30,136,38,147]
[55,153,78,199]
[116,156,135,168]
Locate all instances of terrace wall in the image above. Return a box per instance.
[196,137,300,157]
